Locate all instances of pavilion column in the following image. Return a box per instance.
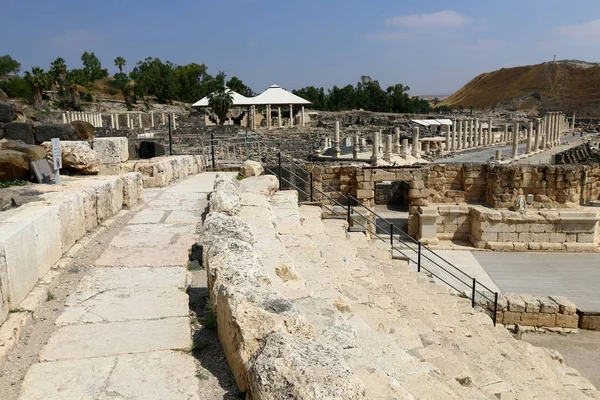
[412,127,420,158]
[535,119,541,150]
[384,134,392,162]
[289,104,294,128]
[277,107,282,128]
[444,124,450,151]
[251,106,256,130]
[333,121,341,158]
[393,127,401,154]
[267,105,272,130]
[301,106,305,127]
[370,130,380,166]
[451,120,457,151]
[512,123,519,159]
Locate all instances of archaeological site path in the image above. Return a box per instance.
[10,172,230,400]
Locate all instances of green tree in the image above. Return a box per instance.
[0,55,21,76]
[130,57,177,104]
[226,76,255,97]
[81,51,107,83]
[173,62,210,103]
[0,77,31,99]
[207,86,233,125]
[24,67,49,110]
[49,57,67,90]
[114,56,126,73]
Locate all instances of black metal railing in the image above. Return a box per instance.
[200,131,499,324]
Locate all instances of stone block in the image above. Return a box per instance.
[502,311,522,325]
[537,297,559,314]
[356,189,374,199]
[3,122,34,144]
[90,177,124,223]
[41,192,86,253]
[93,137,129,164]
[513,242,528,251]
[555,313,579,328]
[486,242,514,251]
[521,312,539,326]
[505,293,526,312]
[121,172,144,208]
[539,242,563,251]
[578,313,600,330]
[519,294,540,313]
[549,296,577,315]
[498,232,518,242]
[0,101,16,122]
[563,242,598,252]
[537,313,556,327]
[35,124,78,144]
[576,233,596,243]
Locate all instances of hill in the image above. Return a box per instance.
[442,60,600,115]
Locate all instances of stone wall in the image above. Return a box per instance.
[554,141,600,164]
[498,293,579,330]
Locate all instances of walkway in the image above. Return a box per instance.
[473,252,600,312]
[16,173,220,400]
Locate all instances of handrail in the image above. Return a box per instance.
[199,130,499,325]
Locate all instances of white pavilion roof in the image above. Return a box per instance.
[191,89,254,107]
[251,85,311,105]
[192,84,311,107]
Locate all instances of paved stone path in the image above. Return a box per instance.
[17,173,218,400]
[473,252,600,312]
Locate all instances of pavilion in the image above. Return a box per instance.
[192,84,311,129]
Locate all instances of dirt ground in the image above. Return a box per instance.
[522,330,600,389]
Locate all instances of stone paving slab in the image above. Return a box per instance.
[19,351,200,400]
[106,223,191,248]
[129,209,166,224]
[40,317,191,361]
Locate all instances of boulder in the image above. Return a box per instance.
[0,101,16,123]
[34,124,78,144]
[40,141,100,175]
[69,120,95,140]
[3,122,35,144]
[0,149,30,181]
[1,139,47,161]
[92,137,129,164]
[0,89,8,101]
[138,141,166,159]
[240,160,264,177]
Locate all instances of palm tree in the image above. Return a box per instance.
[24,67,49,110]
[49,57,67,91]
[208,87,234,125]
[114,56,126,73]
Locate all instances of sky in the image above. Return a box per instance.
[3,0,600,96]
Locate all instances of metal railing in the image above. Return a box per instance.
[201,131,499,324]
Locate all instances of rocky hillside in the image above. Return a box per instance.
[442,60,600,115]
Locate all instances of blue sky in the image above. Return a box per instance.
[3,0,600,95]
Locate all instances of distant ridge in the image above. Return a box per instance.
[441,60,600,114]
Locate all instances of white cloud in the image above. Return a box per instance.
[554,19,600,41]
[366,32,406,41]
[387,10,469,28]
[470,39,506,50]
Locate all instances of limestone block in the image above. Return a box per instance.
[40,141,100,175]
[505,293,526,312]
[519,294,540,313]
[576,233,596,243]
[537,297,559,314]
[521,312,539,326]
[240,160,264,178]
[563,243,598,252]
[502,311,522,325]
[513,242,528,251]
[486,242,514,251]
[539,242,563,251]
[92,137,129,164]
[549,296,577,315]
[40,191,86,253]
[121,172,144,208]
[239,175,278,195]
[248,332,367,400]
[90,177,124,223]
[356,189,374,199]
[64,182,98,232]
[498,232,518,242]
[98,163,122,175]
[554,313,578,328]
[201,212,255,246]
[578,314,600,330]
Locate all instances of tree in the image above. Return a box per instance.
[207,86,233,125]
[24,67,49,110]
[173,62,210,103]
[226,76,255,97]
[49,57,67,90]
[114,56,126,73]
[81,51,107,83]
[0,55,21,76]
[129,57,177,104]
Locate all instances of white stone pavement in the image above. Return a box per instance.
[17,173,218,400]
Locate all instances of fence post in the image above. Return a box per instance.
[390,223,394,246]
[309,173,314,202]
[210,132,216,169]
[167,114,173,156]
[493,292,498,326]
[471,278,477,308]
[277,152,282,191]
[245,131,249,160]
[417,242,422,272]
[347,195,352,227]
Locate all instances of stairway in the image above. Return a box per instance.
[238,178,599,399]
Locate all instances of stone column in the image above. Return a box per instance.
[480,119,486,146]
[401,138,408,159]
[138,113,143,128]
[412,127,420,157]
[423,141,430,155]
[333,121,341,158]
[451,120,457,151]
[444,124,450,151]
[526,121,533,153]
[150,113,154,127]
[360,136,367,152]
[465,119,471,148]
[126,113,131,129]
[62,113,66,124]
[370,130,380,166]
[162,112,166,126]
[277,107,282,128]
[110,114,115,128]
[301,106,305,127]
[470,119,475,147]
[393,127,401,153]
[512,123,519,159]
[503,123,509,143]
[172,113,177,130]
[115,114,120,129]
[571,113,576,130]
[384,135,392,162]
[353,135,360,158]
[289,104,294,128]
[495,149,502,161]
[534,119,541,151]
[457,120,463,150]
